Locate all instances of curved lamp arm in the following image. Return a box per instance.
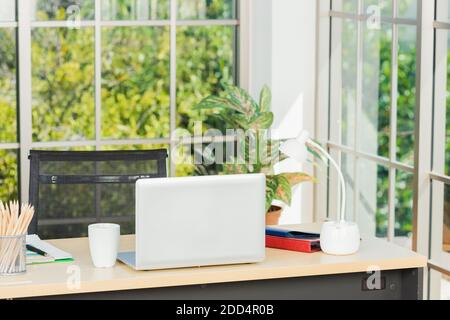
[306,140,346,223]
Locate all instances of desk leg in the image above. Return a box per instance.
[401,268,423,300]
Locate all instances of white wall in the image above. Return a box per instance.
[250,0,317,224]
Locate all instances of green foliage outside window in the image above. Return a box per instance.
[0,1,448,238]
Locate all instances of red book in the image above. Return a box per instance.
[265,235,321,253]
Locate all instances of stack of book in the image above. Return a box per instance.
[265,227,321,253]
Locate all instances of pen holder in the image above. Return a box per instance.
[0,234,27,276]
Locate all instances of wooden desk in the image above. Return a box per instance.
[0,225,427,300]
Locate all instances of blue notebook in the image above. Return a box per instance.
[265,227,320,240]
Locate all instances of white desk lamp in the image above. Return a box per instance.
[280,131,360,255]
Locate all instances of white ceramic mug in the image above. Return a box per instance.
[88,223,120,268]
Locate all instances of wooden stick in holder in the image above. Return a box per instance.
[0,201,35,274]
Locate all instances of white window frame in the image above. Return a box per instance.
[316,0,450,299]
[0,0,249,204]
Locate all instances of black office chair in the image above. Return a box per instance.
[28,149,168,239]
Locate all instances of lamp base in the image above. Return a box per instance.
[320,221,360,255]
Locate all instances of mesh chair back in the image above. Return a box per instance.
[28,149,168,239]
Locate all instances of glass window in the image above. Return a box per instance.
[361,22,392,158]
[447,101,450,177]
[178,0,236,20]
[396,25,416,166]
[430,181,450,299]
[333,0,359,13]
[176,25,235,134]
[0,28,17,143]
[330,18,358,148]
[434,29,450,177]
[397,0,417,19]
[365,0,393,17]
[430,269,450,300]
[32,0,95,21]
[31,27,95,142]
[0,149,18,203]
[0,0,16,22]
[358,159,390,238]
[101,26,170,139]
[443,184,449,254]
[437,0,450,22]
[341,152,355,221]
[394,170,414,248]
[101,0,169,20]
[326,1,418,244]
[0,1,240,221]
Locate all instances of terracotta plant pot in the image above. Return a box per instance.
[266,205,282,225]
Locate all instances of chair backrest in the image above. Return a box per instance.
[28,149,168,239]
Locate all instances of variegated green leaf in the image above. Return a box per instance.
[234,114,251,130]
[250,112,274,130]
[223,83,258,118]
[259,85,271,113]
[265,175,278,212]
[195,95,247,115]
[194,95,230,110]
[222,161,249,175]
[279,172,315,187]
[274,175,292,206]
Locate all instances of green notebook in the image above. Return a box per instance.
[26,234,74,265]
[26,251,74,265]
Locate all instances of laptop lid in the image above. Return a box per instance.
[135,174,266,270]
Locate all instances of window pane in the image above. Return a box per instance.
[0,28,17,143]
[101,0,169,20]
[447,99,450,177]
[432,182,450,269]
[101,27,170,139]
[0,0,15,21]
[32,27,95,142]
[357,158,389,238]
[397,0,417,19]
[436,0,450,22]
[0,149,18,203]
[395,169,414,248]
[396,25,416,166]
[444,184,449,255]
[446,28,450,176]
[364,0,393,17]
[429,269,450,300]
[361,22,391,158]
[178,0,235,20]
[32,0,95,21]
[176,26,235,134]
[430,182,450,300]
[330,18,357,148]
[434,29,450,176]
[333,0,358,12]
[341,152,354,222]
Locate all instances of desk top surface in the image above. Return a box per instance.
[0,224,427,299]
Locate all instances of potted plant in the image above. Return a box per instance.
[194,83,315,225]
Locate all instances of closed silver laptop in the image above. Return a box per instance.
[117,174,266,270]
